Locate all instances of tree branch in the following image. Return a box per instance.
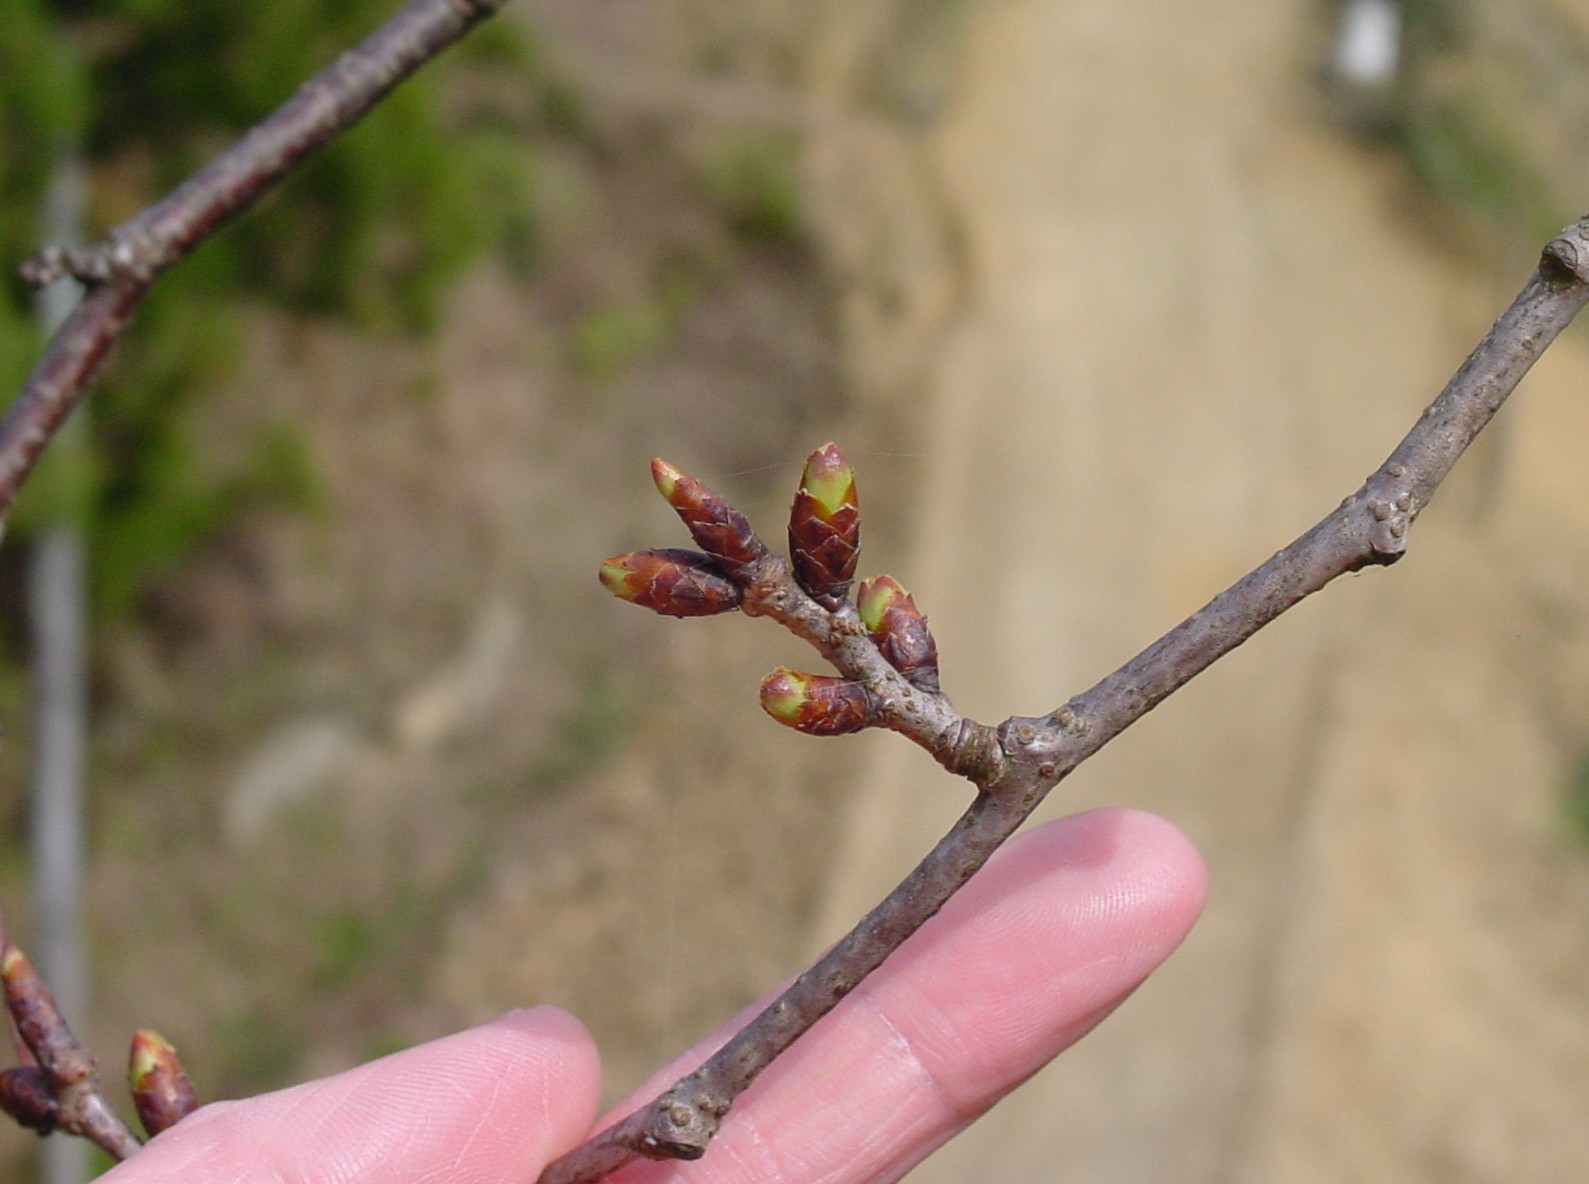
[539,217,1589,1184]
[1,942,141,1160]
[0,0,511,1160]
[0,0,513,527]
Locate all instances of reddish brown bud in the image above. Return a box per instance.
[0,1066,59,1135]
[1,943,79,1076]
[599,548,743,617]
[759,668,872,736]
[857,575,941,693]
[651,459,769,578]
[788,444,859,609]
[129,1030,198,1137]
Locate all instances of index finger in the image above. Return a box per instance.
[609,806,1206,1184]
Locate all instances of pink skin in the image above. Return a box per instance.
[102,808,1205,1184]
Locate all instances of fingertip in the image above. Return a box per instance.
[1006,806,1208,949]
[102,1006,605,1184]
[865,807,1205,1115]
[482,1005,606,1155]
[632,807,1207,1184]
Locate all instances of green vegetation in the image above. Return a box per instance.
[0,2,87,409]
[0,1,539,618]
[1392,83,1561,247]
[1563,747,1589,848]
[568,299,675,381]
[528,660,634,795]
[1380,2,1588,250]
[699,131,807,246]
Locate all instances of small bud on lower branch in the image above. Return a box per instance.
[788,444,860,609]
[0,1067,59,1135]
[1,942,142,1159]
[600,549,743,617]
[759,668,872,736]
[129,1030,198,1137]
[2,943,76,1074]
[857,575,941,693]
[651,459,770,578]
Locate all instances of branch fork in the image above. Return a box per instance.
[0,940,197,1159]
[602,445,991,779]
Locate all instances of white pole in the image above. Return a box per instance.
[30,152,91,1184]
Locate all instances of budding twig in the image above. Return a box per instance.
[0,0,506,1158]
[549,220,1589,1184]
[1,943,142,1160]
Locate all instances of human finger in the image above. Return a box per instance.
[612,807,1206,1184]
[100,1005,602,1184]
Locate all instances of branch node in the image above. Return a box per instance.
[23,228,167,290]
[636,1090,720,1161]
[942,718,1006,784]
[1361,486,1413,560]
[1048,702,1084,735]
[1542,221,1589,285]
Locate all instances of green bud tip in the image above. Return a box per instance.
[599,558,638,600]
[759,668,809,722]
[0,943,34,991]
[799,444,856,517]
[857,574,907,633]
[129,1030,177,1088]
[651,458,681,502]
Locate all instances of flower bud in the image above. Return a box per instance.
[759,668,872,736]
[651,459,769,577]
[788,444,860,609]
[129,1029,198,1137]
[857,575,941,693]
[1,943,72,1070]
[0,1066,58,1135]
[599,549,742,617]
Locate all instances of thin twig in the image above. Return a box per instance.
[1,943,141,1160]
[538,218,1589,1184]
[0,0,513,526]
[0,0,513,1161]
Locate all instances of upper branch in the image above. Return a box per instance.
[0,0,513,525]
[1034,218,1589,769]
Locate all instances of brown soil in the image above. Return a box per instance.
[811,2,1589,1182]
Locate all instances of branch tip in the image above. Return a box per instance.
[789,444,860,610]
[759,669,873,736]
[857,575,941,692]
[600,548,742,617]
[651,460,770,578]
[129,1029,198,1138]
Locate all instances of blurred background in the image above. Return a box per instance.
[2,0,1589,1180]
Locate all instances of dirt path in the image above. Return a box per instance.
[813,1,1589,1180]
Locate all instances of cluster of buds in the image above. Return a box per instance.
[600,443,941,736]
[0,941,197,1149]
